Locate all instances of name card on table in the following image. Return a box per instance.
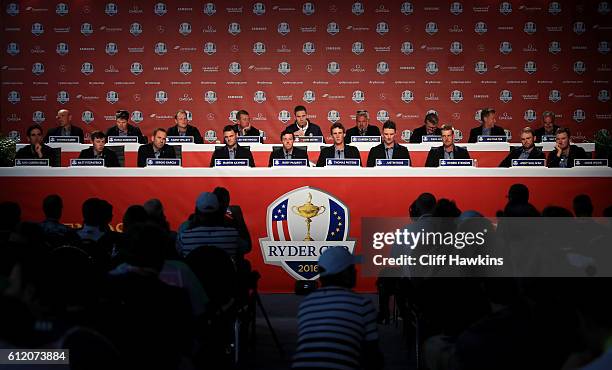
[146,158,181,167]
[351,136,381,143]
[541,135,556,142]
[439,159,474,167]
[375,159,411,167]
[166,136,194,143]
[326,158,361,166]
[295,136,323,143]
[574,159,608,167]
[512,159,546,167]
[477,135,507,143]
[215,159,250,167]
[108,136,139,143]
[272,159,308,167]
[48,136,79,143]
[422,135,442,142]
[237,136,262,144]
[70,159,104,167]
[14,159,49,166]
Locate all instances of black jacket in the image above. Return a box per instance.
[345,125,381,143]
[425,146,471,167]
[547,145,589,168]
[468,125,507,143]
[106,124,146,144]
[316,145,361,167]
[210,145,255,167]
[285,121,324,137]
[233,124,261,137]
[78,147,120,167]
[166,124,203,144]
[366,143,411,167]
[15,144,58,166]
[137,144,177,167]
[45,125,84,143]
[409,125,442,144]
[499,146,546,167]
[268,146,309,167]
[534,125,560,143]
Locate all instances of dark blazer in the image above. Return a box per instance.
[106,124,146,144]
[345,125,381,143]
[78,147,120,167]
[137,143,177,167]
[547,145,589,168]
[367,143,411,167]
[316,145,361,167]
[233,124,261,137]
[268,146,308,167]
[468,125,507,143]
[425,146,471,167]
[166,124,203,144]
[534,125,560,143]
[409,125,442,144]
[210,145,255,167]
[499,146,546,167]
[285,121,324,137]
[15,144,58,166]
[45,125,84,143]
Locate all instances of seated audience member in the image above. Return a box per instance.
[285,105,324,137]
[210,125,255,167]
[534,111,560,143]
[121,205,149,234]
[45,109,84,143]
[498,127,545,167]
[137,128,177,167]
[425,125,471,167]
[293,247,383,370]
[105,110,146,144]
[547,128,589,168]
[507,183,530,205]
[213,186,251,254]
[345,110,381,143]
[78,131,120,167]
[409,112,442,143]
[316,122,361,167]
[40,194,73,238]
[15,124,58,165]
[366,120,411,167]
[268,130,308,166]
[233,109,261,137]
[77,198,106,242]
[0,201,21,243]
[166,109,203,143]
[468,108,506,143]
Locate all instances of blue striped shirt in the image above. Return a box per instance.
[176,225,244,257]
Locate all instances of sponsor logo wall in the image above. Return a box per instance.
[2,1,610,143]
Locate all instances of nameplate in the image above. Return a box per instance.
[70,158,104,167]
[295,136,323,143]
[166,136,194,143]
[108,136,138,143]
[439,159,474,167]
[48,136,79,143]
[146,158,181,166]
[422,135,442,142]
[350,136,381,143]
[512,159,546,167]
[375,159,410,167]
[237,136,262,143]
[272,159,308,167]
[215,159,250,167]
[541,135,556,142]
[574,159,608,167]
[14,158,49,166]
[326,158,361,166]
[477,135,507,142]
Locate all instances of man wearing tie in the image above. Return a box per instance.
[425,125,471,167]
[268,130,309,166]
[316,122,361,166]
[366,121,411,167]
[210,125,256,167]
[137,128,177,167]
[345,110,381,144]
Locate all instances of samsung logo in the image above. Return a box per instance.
[128,47,145,53]
[177,7,193,12]
[325,46,341,51]
[79,47,95,51]
[251,27,267,31]
[153,67,169,71]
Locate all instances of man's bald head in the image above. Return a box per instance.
[56,109,72,127]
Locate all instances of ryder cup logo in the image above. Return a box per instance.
[155,42,167,55]
[154,3,167,16]
[377,110,390,123]
[82,111,94,124]
[205,130,217,143]
[106,91,119,104]
[524,109,537,122]
[376,22,389,35]
[500,41,512,54]
[598,1,610,15]
[303,2,315,15]
[253,42,266,55]
[376,61,389,75]
[401,90,414,103]
[327,22,340,35]
[278,62,291,75]
[7,42,19,56]
[303,42,315,55]
[549,41,561,54]
[450,2,463,15]
[259,187,355,280]
[401,42,414,55]
[499,2,512,15]
[105,3,118,16]
[278,110,291,123]
[229,110,238,122]
[524,22,537,35]
[573,61,586,74]
[328,110,340,123]
[352,42,364,55]
[179,62,192,75]
[401,130,412,142]
[155,90,168,104]
[474,109,482,122]
[450,90,463,103]
[80,62,93,75]
[56,42,69,56]
[352,2,364,15]
[278,22,290,36]
[327,61,340,75]
[204,90,217,103]
[130,23,142,36]
[426,61,439,75]
[425,22,438,35]
[254,90,267,103]
[401,2,414,15]
[179,22,191,36]
[573,109,586,123]
[474,21,487,35]
[599,41,610,54]
[524,61,537,74]
[32,62,45,76]
[549,89,562,103]
[8,91,20,104]
[549,2,562,15]
[203,2,216,16]
[57,91,69,104]
[303,90,315,103]
[81,23,93,36]
[105,42,118,56]
[56,3,69,16]
[499,90,513,103]
[131,62,144,75]
[598,89,610,102]
[450,41,463,55]
[253,2,265,15]
[228,62,241,75]
[573,22,586,35]
[228,22,241,36]
[131,111,143,123]
[352,90,365,103]
[475,61,487,74]
[32,23,44,36]
[203,42,216,55]
[6,3,18,16]
[454,129,463,142]
[33,111,45,123]
[504,129,512,141]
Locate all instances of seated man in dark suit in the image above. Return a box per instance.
[425,125,471,167]
[468,108,506,143]
[137,128,177,167]
[285,105,324,137]
[44,109,85,143]
[547,127,589,168]
[233,109,261,137]
[210,125,255,167]
[78,130,120,167]
[534,111,560,143]
[268,130,308,166]
[499,127,546,167]
[166,109,203,143]
[15,124,58,165]
[409,111,442,143]
[367,120,411,167]
[105,110,146,144]
[316,122,361,167]
[345,110,381,143]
